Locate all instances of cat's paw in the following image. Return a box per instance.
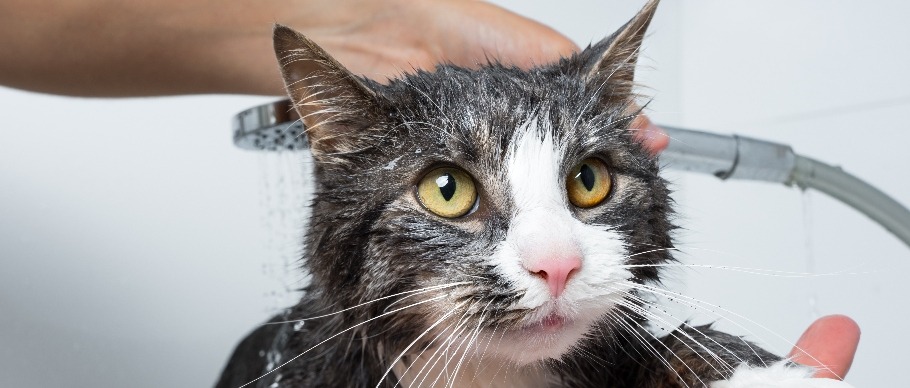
[710,361,855,388]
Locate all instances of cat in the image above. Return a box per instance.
[216,1,853,387]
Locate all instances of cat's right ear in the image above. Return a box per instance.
[273,25,381,158]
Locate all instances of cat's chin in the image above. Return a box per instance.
[483,312,593,365]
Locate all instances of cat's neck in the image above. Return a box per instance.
[392,353,555,388]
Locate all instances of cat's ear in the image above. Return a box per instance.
[273,25,381,157]
[574,0,658,104]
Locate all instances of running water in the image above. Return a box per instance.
[800,189,821,320]
[257,150,313,312]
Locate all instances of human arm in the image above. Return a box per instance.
[0,0,577,96]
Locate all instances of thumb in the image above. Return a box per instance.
[788,315,860,379]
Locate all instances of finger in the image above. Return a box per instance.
[630,114,668,155]
[788,315,860,379]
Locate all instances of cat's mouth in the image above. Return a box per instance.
[481,307,587,364]
[522,311,572,335]
[507,302,584,338]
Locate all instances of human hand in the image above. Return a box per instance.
[284,0,669,154]
[281,0,578,80]
[208,0,586,95]
[789,315,861,379]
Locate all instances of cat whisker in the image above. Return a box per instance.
[684,244,875,273]
[446,308,487,388]
[406,304,484,386]
[573,345,611,370]
[619,290,752,370]
[608,288,738,375]
[483,322,513,386]
[413,304,477,388]
[612,299,735,377]
[469,318,502,386]
[621,262,861,278]
[239,294,448,388]
[620,281,770,366]
[622,280,843,377]
[424,317,477,388]
[395,321,460,388]
[263,282,468,325]
[437,306,484,388]
[604,321,684,386]
[455,299,493,386]
[617,246,868,277]
[383,283,472,313]
[616,246,678,261]
[605,309,694,388]
[376,302,466,388]
[596,316,654,373]
[615,307,708,388]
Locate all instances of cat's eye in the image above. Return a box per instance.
[566,158,612,208]
[416,167,477,218]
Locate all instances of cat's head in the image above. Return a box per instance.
[275,0,671,365]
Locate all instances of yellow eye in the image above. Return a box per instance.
[417,167,477,218]
[566,158,612,208]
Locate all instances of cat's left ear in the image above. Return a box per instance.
[572,0,658,104]
[273,25,382,158]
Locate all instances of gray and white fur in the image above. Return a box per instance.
[216,1,852,387]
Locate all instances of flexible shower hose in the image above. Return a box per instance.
[660,126,910,248]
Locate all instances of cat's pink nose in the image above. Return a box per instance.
[526,257,582,298]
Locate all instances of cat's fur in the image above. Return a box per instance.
[216,1,850,387]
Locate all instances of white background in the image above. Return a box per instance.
[1,1,908,386]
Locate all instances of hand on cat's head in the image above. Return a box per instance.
[283,0,668,154]
[291,0,578,79]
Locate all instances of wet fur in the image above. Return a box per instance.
[215,1,810,387]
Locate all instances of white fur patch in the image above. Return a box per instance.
[485,117,631,362]
[710,361,855,388]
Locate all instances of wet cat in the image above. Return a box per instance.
[217,1,852,387]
